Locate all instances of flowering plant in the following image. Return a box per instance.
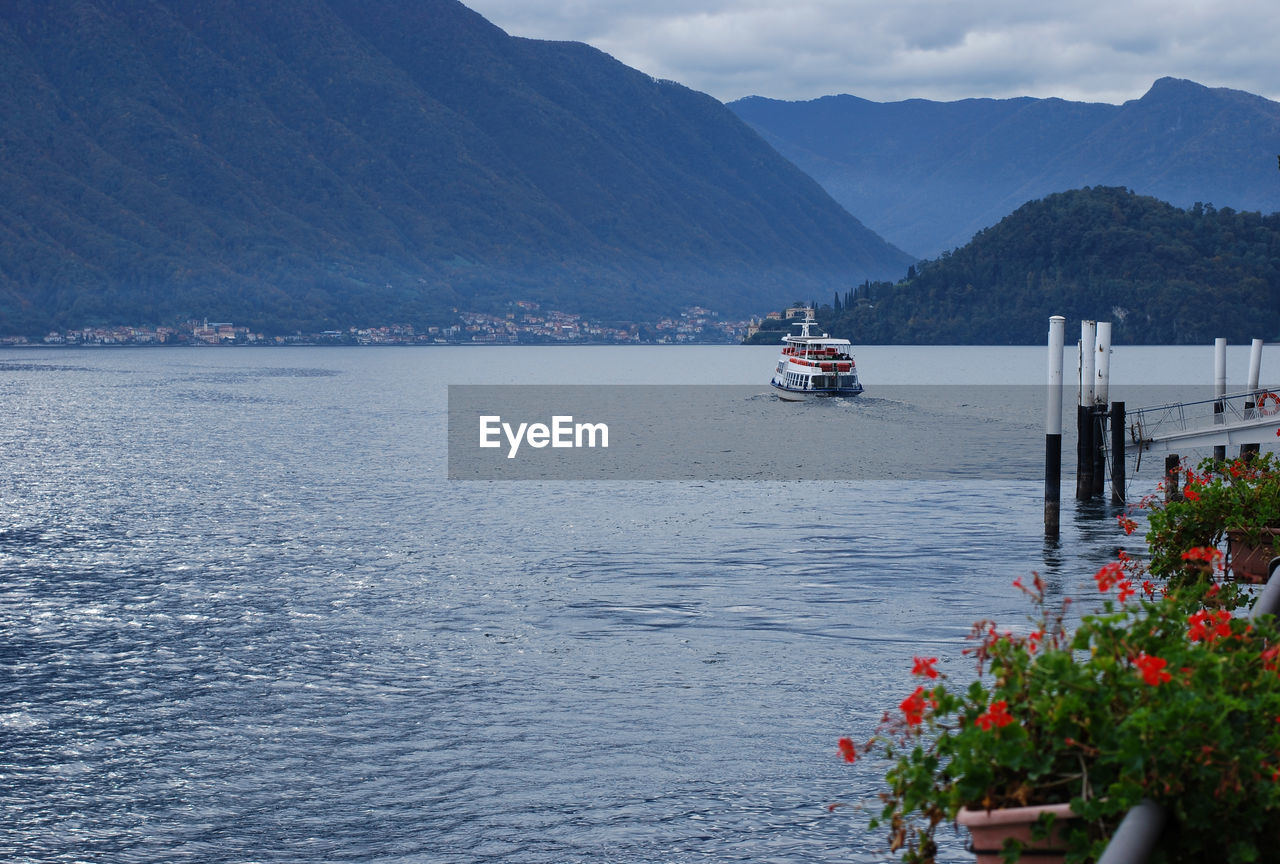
[1141,451,1280,582]
[841,556,1280,863]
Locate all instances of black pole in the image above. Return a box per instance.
[1111,401,1126,505]
[1076,405,1093,500]
[1164,454,1181,502]
[1092,406,1107,497]
[1045,433,1062,538]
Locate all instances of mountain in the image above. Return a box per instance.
[813,186,1280,345]
[0,0,913,336]
[730,78,1280,258]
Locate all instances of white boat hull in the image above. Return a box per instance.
[770,381,863,401]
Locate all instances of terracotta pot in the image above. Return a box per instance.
[1227,527,1280,583]
[956,802,1076,864]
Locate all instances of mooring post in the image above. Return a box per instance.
[1213,337,1227,462]
[1243,338,1265,457]
[1164,453,1181,502]
[1076,321,1097,500]
[1045,316,1065,538]
[1091,406,1107,497]
[1095,322,1112,405]
[1247,338,1264,414]
[1076,404,1092,500]
[1111,401,1126,504]
[1090,323,1111,498]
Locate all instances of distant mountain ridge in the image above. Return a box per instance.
[0,0,912,336]
[730,78,1280,258]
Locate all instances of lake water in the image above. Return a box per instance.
[2,343,1275,863]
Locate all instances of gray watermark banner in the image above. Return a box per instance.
[449,384,1060,481]
[447,384,1263,481]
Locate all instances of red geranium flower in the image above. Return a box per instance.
[900,686,930,726]
[1135,653,1172,686]
[974,700,1014,731]
[837,737,857,763]
[1188,609,1233,644]
[911,657,939,679]
[1028,630,1044,653]
[1094,561,1124,592]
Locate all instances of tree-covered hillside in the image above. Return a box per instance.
[821,187,1280,345]
[0,0,911,336]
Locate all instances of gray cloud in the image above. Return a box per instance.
[464,0,1280,103]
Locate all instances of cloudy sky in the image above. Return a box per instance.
[464,0,1280,104]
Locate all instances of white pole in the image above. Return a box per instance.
[1095,322,1112,405]
[1248,338,1264,392]
[1047,317,1065,435]
[1214,337,1227,398]
[1080,321,1097,407]
[1213,338,1228,456]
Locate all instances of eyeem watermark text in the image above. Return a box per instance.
[479,415,610,459]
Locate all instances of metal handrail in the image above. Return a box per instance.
[1096,799,1167,864]
[1251,556,1280,620]
[1128,387,1279,448]
[1094,556,1280,864]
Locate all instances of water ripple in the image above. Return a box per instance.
[1,347,1142,863]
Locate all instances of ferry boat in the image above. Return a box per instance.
[769,312,863,401]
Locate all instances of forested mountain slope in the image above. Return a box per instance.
[819,187,1280,345]
[0,0,912,335]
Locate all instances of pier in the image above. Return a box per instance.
[1044,321,1279,537]
[1125,387,1280,453]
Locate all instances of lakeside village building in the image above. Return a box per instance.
[39,321,265,346]
[21,304,758,346]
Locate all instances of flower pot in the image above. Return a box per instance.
[1227,527,1280,583]
[956,802,1076,864]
